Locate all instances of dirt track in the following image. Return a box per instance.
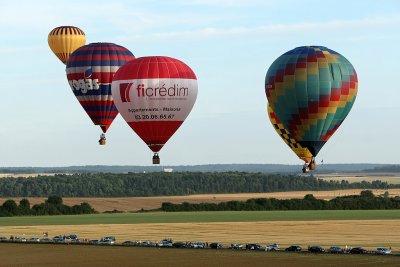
[2,189,399,212]
[1,244,398,267]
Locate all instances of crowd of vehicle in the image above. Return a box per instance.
[0,235,393,256]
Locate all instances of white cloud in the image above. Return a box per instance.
[116,15,400,42]
[174,0,276,7]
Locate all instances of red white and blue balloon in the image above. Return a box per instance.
[66,43,135,133]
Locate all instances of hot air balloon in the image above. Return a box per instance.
[66,43,135,144]
[48,26,86,64]
[267,104,313,165]
[111,56,198,164]
[265,46,358,172]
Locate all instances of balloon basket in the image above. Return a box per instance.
[99,138,106,145]
[309,162,316,170]
[152,153,160,165]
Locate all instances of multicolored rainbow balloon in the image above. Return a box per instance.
[265,46,358,160]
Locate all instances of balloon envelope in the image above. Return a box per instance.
[268,104,313,163]
[265,46,358,157]
[66,43,135,133]
[48,26,86,64]
[111,56,198,152]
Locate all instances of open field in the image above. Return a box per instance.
[317,174,400,184]
[0,173,70,178]
[2,188,400,212]
[0,244,399,267]
[1,220,399,250]
[1,210,400,226]
[1,211,400,250]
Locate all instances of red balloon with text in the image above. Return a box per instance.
[111,56,198,164]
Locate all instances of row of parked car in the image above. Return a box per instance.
[0,235,116,245]
[232,243,392,255]
[289,245,391,255]
[122,239,218,249]
[121,239,392,255]
[0,236,392,255]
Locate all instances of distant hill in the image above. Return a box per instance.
[0,163,398,174]
[362,165,400,173]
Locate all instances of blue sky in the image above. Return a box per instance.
[1,0,399,167]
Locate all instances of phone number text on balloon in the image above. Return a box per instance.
[134,114,175,120]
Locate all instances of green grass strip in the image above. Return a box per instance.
[0,210,399,226]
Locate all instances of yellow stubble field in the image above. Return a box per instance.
[1,220,399,250]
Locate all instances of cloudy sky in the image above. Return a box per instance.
[1,0,399,167]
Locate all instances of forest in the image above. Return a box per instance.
[0,172,397,197]
[160,190,400,211]
[0,163,398,173]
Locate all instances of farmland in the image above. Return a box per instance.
[1,210,400,250]
[317,174,400,185]
[1,210,400,226]
[0,244,399,267]
[2,188,400,212]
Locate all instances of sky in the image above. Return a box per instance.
[1,0,399,167]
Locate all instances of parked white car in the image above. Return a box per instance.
[99,239,115,245]
[14,237,27,242]
[191,242,205,248]
[265,243,280,251]
[99,236,116,245]
[158,239,173,247]
[230,243,243,250]
[376,247,391,255]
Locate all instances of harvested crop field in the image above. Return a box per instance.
[1,219,399,251]
[1,244,399,267]
[2,189,400,212]
[317,174,400,184]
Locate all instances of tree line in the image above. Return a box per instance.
[0,196,97,217]
[160,190,400,212]
[0,172,397,197]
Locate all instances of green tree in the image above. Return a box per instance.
[360,190,375,198]
[304,194,317,201]
[46,195,63,205]
[2,199,18,215]
[19,198,31,215]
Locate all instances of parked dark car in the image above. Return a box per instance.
[89,239,99,245]
[210,243,223,249]
[53,236,65,243]
[40,238,53,243]
[285,245,302,252]
[70,239,82,244]
[65,234,78,240]
[350,247,368,254]
[328,246,344,254]
[308,246,325,253]
[122,241,138,246]
[172,242,187,248]
[246,243,262,250]
[140,240,156,247]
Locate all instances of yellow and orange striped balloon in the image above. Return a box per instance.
[48,26,86,64]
